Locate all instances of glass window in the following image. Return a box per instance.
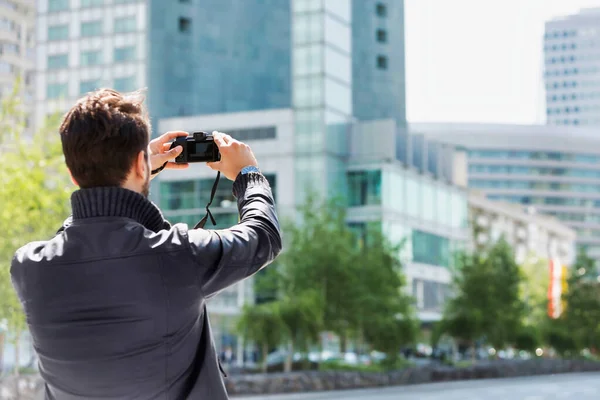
[422,182,436,222]
[81,20,102,37]
[294,45,322,76]
[377,55,388,69]
[324,0,350,23]
[47,83,68,99]
[48,24,69,41]
[114,16,136,33]
[324,14,350,53]
[80,79,99,95]
[384,170,405,213]
[114,76,136,92]
[406,175,420,218]
[293,76,322,107]
[451,191,467,229]
[376,29,387,43]
[293,0,323,13]
[437,186,451,227]
[114,46,136,62]
[325,77,351,115]
[347,170,382,206]
[161,174,277,212]
[179,17,191,34]
[293,13,323,45]
[412,230,450,267]
[324,47,350,84]
[80,0,103,7]
[48,0,69,12]
[47,54,68,69]
[376,2,387,17]
[80,50,102,66]
[0,61,12,73]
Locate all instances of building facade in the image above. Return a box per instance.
[35,0,148,127]
[352,0,406,123]
[469,193,576,266]
[544,8,600,126]
[34,0,406,130]
[0,0,35,121]
[414,122,600,260]
[157,112,470,351]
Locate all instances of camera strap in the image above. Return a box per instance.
[152,161,221,230]
[194,171,221,230]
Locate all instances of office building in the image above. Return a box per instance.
[157,113,469,355]
[469,193,575,266]
[35,0,148,127]
[414,122,600,260]
[34,0,406,130]
[0,0,35,121]
[544,8,600,126]
[352,0,406,123]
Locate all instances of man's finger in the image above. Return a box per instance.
[165,162,189,170]
[158,131,188,144]
[206,161,221,171]
[154,145,182,164]
[212,132,227,148]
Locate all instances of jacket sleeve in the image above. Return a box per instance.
[186,172,282,298]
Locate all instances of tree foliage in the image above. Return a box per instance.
[440,238,525,352]
[236,194,417,369]
[560,249,600,352]
[0,83,71,371]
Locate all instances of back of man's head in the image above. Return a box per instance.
[60,88,151,189]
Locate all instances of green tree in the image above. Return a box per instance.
[354,228,417,361]
[239,194,417,371]
[278,291,323,372]
[520,254,551,327]
[0,83,71,373]
[277,194,360,351]
[441,239,525,358]
[561,249,600,353]
[236,303,286,373]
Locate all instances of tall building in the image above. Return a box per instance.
[35,0,149,127]
[0,0,35,120]
[544,8,600,127]
[352,0,406,123]
[34,1,406,130]
[414,122,600,260]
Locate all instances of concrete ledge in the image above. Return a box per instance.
[2,359,600,399]
[225,359,600,396]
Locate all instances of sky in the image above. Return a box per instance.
[404,0,600,124]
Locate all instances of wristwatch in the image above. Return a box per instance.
[241,165,260,175]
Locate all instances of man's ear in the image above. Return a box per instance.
[67,169,79,187]
[135,150,147,179]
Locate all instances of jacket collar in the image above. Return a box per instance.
[70,186,168,233]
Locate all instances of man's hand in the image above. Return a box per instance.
[148,131,189,178]
[207,131,259,181]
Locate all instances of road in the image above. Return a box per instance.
[234,372,600,400]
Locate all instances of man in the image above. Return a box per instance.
[10,89,282,399]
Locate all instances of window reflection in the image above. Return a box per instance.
[412,230,450,267]
[347,170,382,206]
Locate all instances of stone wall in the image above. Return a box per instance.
[225,359,600,396]
[1,359,599,399]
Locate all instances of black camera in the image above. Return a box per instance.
[170,131,221,163]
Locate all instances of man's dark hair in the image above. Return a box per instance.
[59,88,151,188]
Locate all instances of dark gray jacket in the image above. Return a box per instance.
[11,172,282,399]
